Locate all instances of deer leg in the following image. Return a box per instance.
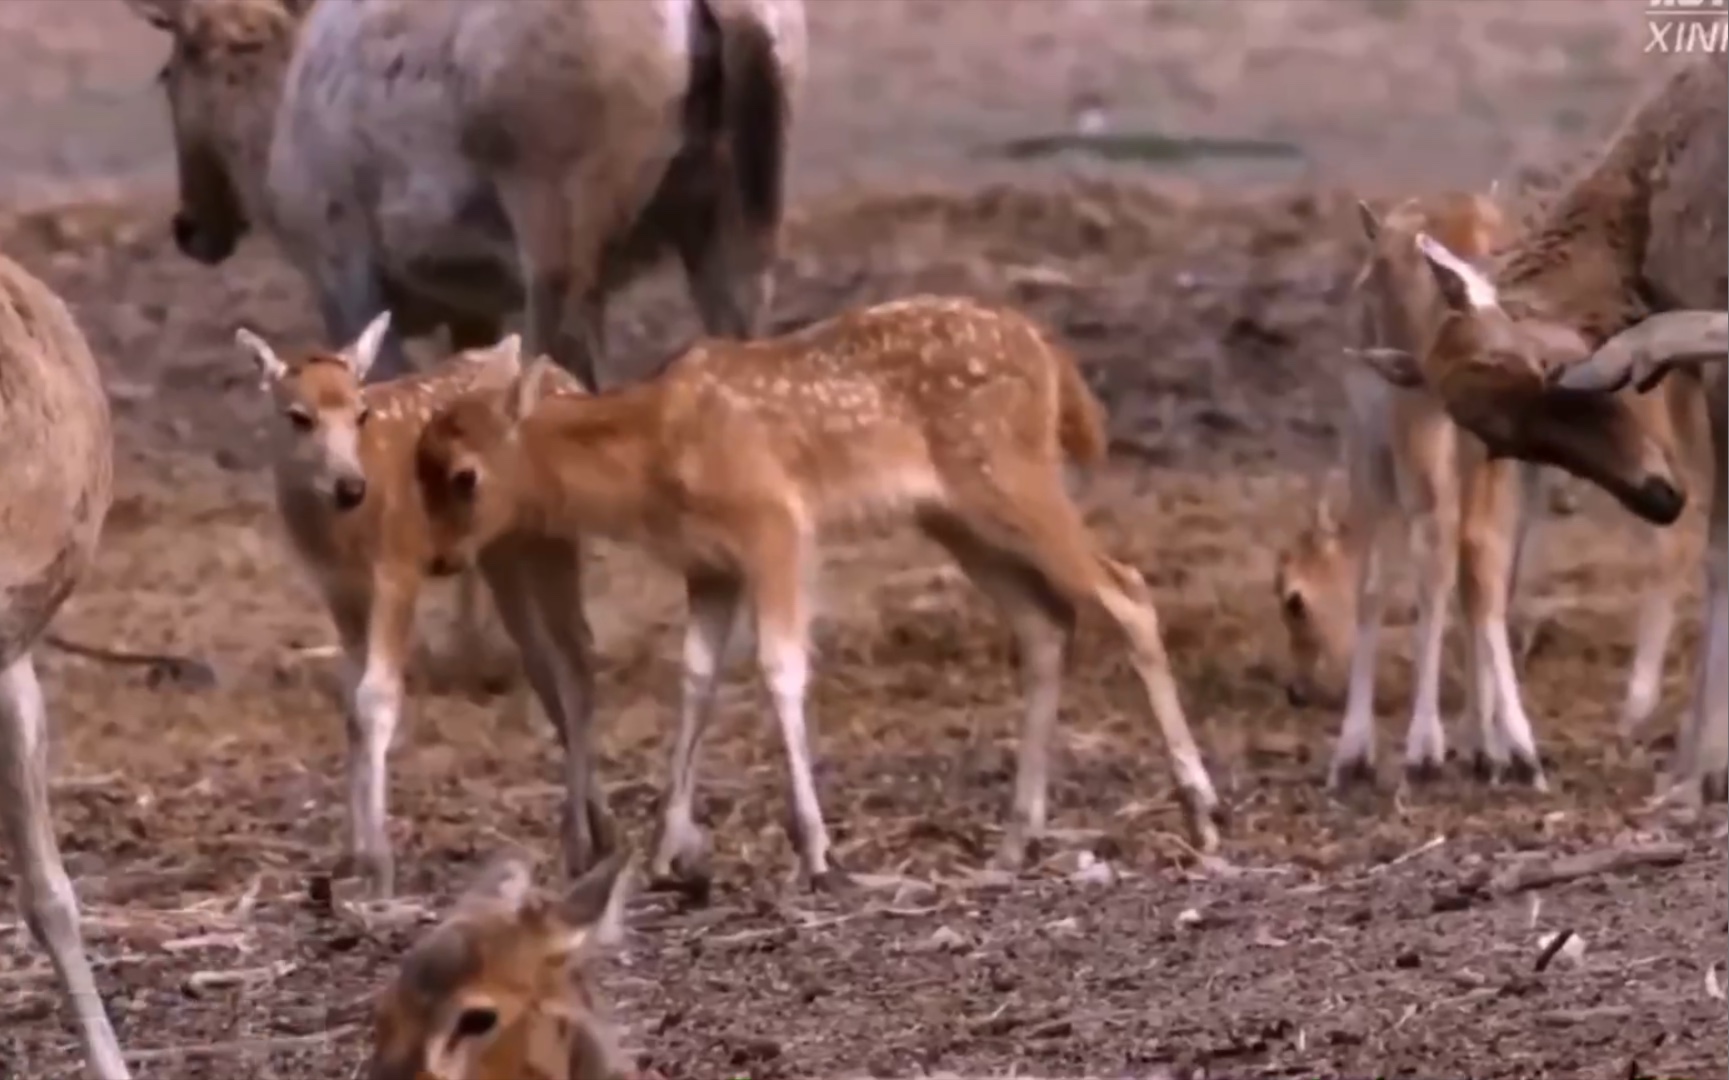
[649,570,744,892]
[1399,438,1459,782]
[1459,458,1544,786]
[1620,516,1693,742]
[0,652,130,1080]
[1328,491,1393,791]
[961,478,1222,854]
[480,539,614,875]
[742,518,843,890]
[675,203,774,341]
[1659,439,1728,806]
[925,517,1075,872]
[343,576,416,898]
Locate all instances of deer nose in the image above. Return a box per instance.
[332,476,368,510]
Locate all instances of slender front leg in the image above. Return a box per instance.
[1402,473,1460,780]
[346,576,417,898]
[1328,511,1390,790]
[650,571,744,891]
[0,653,131,1080]
[481,539,614,876]
[745,523,841,890]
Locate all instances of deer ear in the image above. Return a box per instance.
[553,849,635,957]
[502,357,553,429]
[1415,232,1499,313]
[235,328,287,387]
[1355,200,1381,243]
[344,311,393,382]
[123,0,184,31]
[452,855,536,917]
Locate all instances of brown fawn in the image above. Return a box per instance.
[366,850,641,1080]
[236,316,619,897]
[411,294,1225,887]
[1275,190,1710,791]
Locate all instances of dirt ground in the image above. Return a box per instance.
[1,2,1725,1078]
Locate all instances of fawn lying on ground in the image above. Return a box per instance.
[1275,190,1710,791]
[366,850,641,1080]
[411,294,1225,887]
[237,316,618,897]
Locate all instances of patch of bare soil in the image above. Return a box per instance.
[1,2,1725,1077]
[2,175,1725,1079]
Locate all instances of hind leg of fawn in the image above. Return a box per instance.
[332,577,417,898]
[479,536,618,876]
[1459,460,1547,789]
[736,509,849,891]
[1397,424,1460,782]
[0,653,131,1080]
[923,519,1074,871]
[949,470,1222,855]
[1619,517,1694,743]
[649,571,745,893]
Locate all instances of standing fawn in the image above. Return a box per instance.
[1275,191,1711,790]
[0,254,130,1078]
[236,316,617,897]
[1348,55,1729,805]
[413,295,1225,888]
[366,850,640,1080]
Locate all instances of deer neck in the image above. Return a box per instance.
[518,388,664,541]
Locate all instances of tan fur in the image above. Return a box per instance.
[1282,191,1713,788]
[0,255,130,1078]
[366,852,637,1080]
[126,0,805,389]
[414,295,1224,880]
[240,322,619,897]
[1365,55,1729,804]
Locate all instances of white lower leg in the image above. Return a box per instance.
[1403,557,1451,773]
[348,656,403,894]
[1620,579,1679,740]
[652,581,739,877]
[0,654,130,1080]
[1330,546,1386,783]
[758,634,831,878]
[1001,622,1066,860]
[1465,621,1507,769]
[1485,617,1545,787]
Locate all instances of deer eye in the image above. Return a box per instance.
[356,407,373,427]
[451,1006,498,1042]
[286,408,315,433]
[1282,592,1307,620]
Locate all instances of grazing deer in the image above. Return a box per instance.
[236,316,618,897]
[1351,55,1729,805]
[412,295,1226,887]
[1275,190,1711,790]
[366,850,640,1080]
[125,0,805,389]
[0,254,130,1078]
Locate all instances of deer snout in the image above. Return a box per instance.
[172,212,239,265]
[332,476,368,511]
[426,553,466,578]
